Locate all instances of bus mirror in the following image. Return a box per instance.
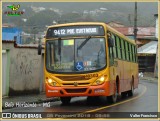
[38,44,42,55]
[108,37,114,47]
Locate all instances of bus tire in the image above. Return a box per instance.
[87,96,99,105]
[128,81,134,97]
[107,83,118,103]
[60,97,71,105]
[121,92,128,98]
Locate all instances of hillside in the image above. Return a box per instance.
[2,2,158,33]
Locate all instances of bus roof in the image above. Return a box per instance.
[48,22,136,45]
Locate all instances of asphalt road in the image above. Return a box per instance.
[3,80,158,118]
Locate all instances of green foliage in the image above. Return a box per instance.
[2,2,157,34]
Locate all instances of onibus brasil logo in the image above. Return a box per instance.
[4,4,24,16]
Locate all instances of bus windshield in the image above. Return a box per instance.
[46,37,106,73]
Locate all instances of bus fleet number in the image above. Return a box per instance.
[54,29,65,35]
[85,74,98,79]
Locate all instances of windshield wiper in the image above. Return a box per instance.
[58,38,61,62]
[58,38,61,55]
[77,36,91,50]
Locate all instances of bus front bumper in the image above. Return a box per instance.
[46,81,110,97]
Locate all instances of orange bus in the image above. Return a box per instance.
[38,22,139,105]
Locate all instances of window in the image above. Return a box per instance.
[129,44,133,62]
[123,41,127,60]
[114,35,118,58]
[108,33,115,66]
[112,34,117,58]
[127,43,131,61]
[109,34,137,62]
[116,36,121,59]
[109,47,114,66]
[132,45,135,62]
[46,38,107,73]
[134,46,137,62]
[125,42,129,61]
[121,38,125,60]
[119,38,122,59]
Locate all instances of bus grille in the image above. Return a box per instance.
[62,82,90,86]
[56,76,90,81]
[65,88,87,93]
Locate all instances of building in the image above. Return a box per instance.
[138,41,157,72]
[2,26,22,44]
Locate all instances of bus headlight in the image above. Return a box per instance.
[47,78,60,87]
[92,76,105,86]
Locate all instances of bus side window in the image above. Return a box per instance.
[121,38,125,60]
[119,37,122,59]
[125,42,129,61]
[127,43,130,61]
[123,40,126,61]
[109,47,114,66]
[109,33,114,66]
[111,34,115,58]
[132,45,135,62]
[114,35,118,58]
[116,36,121,59]
[113,35,117,58]
[129,44,133,62]
[135,46,138,62]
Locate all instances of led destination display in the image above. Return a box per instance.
[46,25,105,38]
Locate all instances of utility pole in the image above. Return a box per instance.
[134,2,138,43]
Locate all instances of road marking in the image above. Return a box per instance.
[83,84,147,113]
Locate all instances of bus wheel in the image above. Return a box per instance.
[60,97,71,105]
[121,92,128,98]
[128,82,134,97]
[107,84,118,103]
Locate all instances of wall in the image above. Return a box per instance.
[2,50,10,97]
[154,46,158,78]
[138,55,156,72]
[2,41,44,96]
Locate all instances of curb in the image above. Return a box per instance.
[2,97,60,110]
[139,77,158,83]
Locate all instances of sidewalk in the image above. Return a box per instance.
[139,72,158,83]
[139,77,158,83]
[2,92,59,110]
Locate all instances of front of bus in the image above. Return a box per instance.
[45,23,110,102]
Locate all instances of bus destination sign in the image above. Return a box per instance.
[46,25,104,38]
